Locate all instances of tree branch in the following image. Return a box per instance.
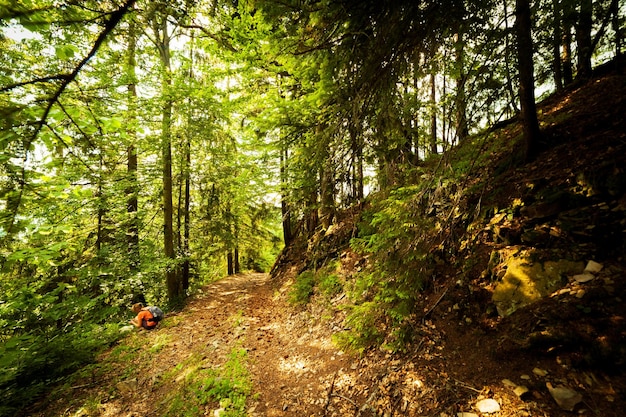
[1,0,137,246]
[0,75,70,93]
[179,23,238,52]
[30,0,137,143]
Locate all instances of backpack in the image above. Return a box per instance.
[147,306,164,322]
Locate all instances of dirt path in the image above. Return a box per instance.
[31,270,626,417]
[32,273,357,417]
[189,272,354,416]
[149,272,357,416]
[236,273,351,416]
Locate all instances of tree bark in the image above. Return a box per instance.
[454,31,469,143]
[227,251,234,275]
[126,17,140,271]
[152,9,183,304]
[280,147,293,245]
[612,0,622,58]
[576,0,593,79]
[515,0,542,161]
[552,0,564,91]
[181,135,191,291]
[503,0,521,115]
[430,70,438,155]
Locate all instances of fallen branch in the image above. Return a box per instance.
[453,378,482,393]
[331,393,358,408]
[356,385,380,417]
[322,372,337,416]
[422,286,449,321]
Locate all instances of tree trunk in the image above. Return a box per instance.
[515,0,542,161]
[227,251,234,275]
[430,70,438,155]
[280,147,293,245]
[349,121,364,202]
[181,135,191,291]
[552,0,564,91]
[612,0,622,58]
[562,28,574,84]
[234,247,240,274]
[561,1,575,85]
[318,126,334,229]
[96,161,105,255]
[576,0,593,79]
[503,0,521,114]
[153,11,182,304]
[126,17,140,271]
[454,31,469,143]
[319,161,335,229]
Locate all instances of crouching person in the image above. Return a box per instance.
[130,303,163,330]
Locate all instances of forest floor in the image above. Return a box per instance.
[29,267,626,417]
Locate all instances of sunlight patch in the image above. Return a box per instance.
[278,355,314,375]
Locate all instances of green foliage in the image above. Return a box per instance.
[288,270,316,305]
[333,301,384,353]
[0,321,123,416]
[288,261,344,306]
[343,187,437,351]
[163,348,251,417]
[318,272,342,298]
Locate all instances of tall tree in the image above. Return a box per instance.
[552,0,564,91]
[125,15,140,271]
[148,4,183,304]
[515,0,541,161]
[576,0,594,79]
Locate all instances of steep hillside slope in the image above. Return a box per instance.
[271,59,626,415]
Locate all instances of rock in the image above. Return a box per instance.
[120,325,135,333]
[533,368,548,377]
[514,385,530,397]
[502,379,517,388]
[116,378,137,395]
[457,413,479,417]
[546,382,582,411]
[584,260,603,273]
[476,398,500,413]
[492,252,584,316]
[573,272,595,283]
[503,379,530,397]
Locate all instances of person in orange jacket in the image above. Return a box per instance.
[129,303,158,330]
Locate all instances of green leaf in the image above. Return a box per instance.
[54,44,78,61]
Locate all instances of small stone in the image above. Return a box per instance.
[476,398,500,413]
[584,260,603,273]
[457,413,479,417]
[546,382,582,411]
[514,385,530,397]
[573,272,595,283]
[502,379,517,388]
[533,368,548,377]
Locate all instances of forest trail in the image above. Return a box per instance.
[33,273,357,417]
[32,264,626,417]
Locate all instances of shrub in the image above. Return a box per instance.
[288,271,316,305]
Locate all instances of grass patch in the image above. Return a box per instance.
[161,347,252,417]
[288,271,316,305]
[288,262,344,306]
